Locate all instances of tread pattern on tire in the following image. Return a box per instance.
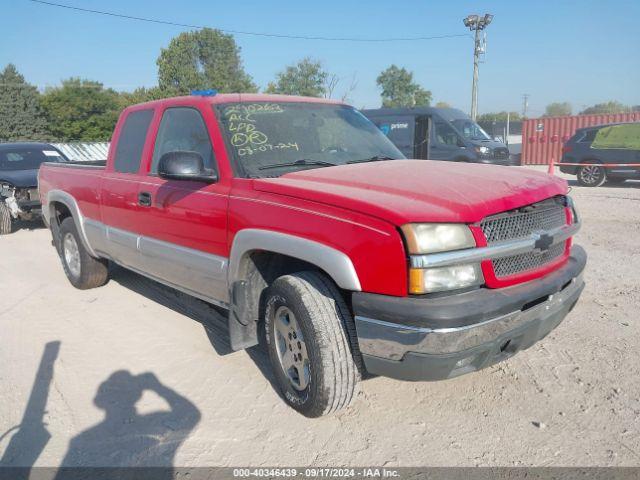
[268,271,361,417]
[0,202,12,235]
[58,217,109,290]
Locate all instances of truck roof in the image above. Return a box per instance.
[127,93,345,111]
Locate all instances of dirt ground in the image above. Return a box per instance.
[1,171,639,468]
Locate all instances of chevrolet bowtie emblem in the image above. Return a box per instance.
[534,233,554,252]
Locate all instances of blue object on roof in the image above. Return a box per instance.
[190,89,218,97]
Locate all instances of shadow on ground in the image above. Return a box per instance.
[110,265,277,387]
[0,340,201,479]
[6,218,46,235]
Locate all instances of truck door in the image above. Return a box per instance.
[98,108,154,265]
[430,118,465,161]
[134,105,230,305]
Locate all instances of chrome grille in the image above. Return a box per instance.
[480,196,568,277]
[493,243,565,277]
[493,148,510,160]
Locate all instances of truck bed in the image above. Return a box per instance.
[45,160,107,168]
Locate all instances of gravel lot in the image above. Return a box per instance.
[1,171,639,468]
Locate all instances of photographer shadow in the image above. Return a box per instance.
[54,370,200,480]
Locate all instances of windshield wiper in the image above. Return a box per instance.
[258,159,339,171]
[347,155,396,164]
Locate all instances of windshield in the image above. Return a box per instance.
[215,102,404,177]
[0,148,64,171]
[450,119,491,141]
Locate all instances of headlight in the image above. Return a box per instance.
[401,223,482,294]
[401,223,476,254]
[409,264,483,294]
[475,146,490,156]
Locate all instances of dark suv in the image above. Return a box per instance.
[0,142,68,234]
[559,123,640,187]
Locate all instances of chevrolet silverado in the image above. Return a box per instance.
[39,93,586,417]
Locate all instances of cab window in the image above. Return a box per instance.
[113,109,154,174]
[151,107,216,174]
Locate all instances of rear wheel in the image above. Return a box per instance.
[577,163,606,187]
[58,217,109,289]
[0,202,11,235]
[264,271,361,417]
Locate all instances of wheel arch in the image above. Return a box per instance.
[228,229,361,292]
[46,190,97,257]
[226,229,362,351]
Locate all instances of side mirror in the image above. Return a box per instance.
[158,151,217,183]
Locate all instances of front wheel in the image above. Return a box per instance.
[264,271,361,417]
[577,163,606,187]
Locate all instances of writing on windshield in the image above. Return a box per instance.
[216,102,403,177]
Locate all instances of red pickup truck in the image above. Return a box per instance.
[39,93,586,417]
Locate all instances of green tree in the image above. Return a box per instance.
[580,101,628,115]
[157,28,256,94]
[435,101,451,108]
[265,58,328,97]
[376,65,432,108]
[544,102,572,117]
[0,64,48,141]
[40,78,121,141]
[477,111,522,123]
[117,86,174,109]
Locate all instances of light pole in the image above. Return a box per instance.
[463,13,493,121]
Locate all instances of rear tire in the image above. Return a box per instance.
[0,202,12,235]
[58,217,109,289]
[264,271,361,417]
[577,163,606,187]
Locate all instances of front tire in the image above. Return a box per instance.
[264,271,361,417]
[0,202,12,235]
[58,217,109,289]
[577,163,606,187]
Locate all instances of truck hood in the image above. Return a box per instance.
[253,160,567,225]
[0,169,38,188]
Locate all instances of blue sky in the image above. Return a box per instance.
[3,0,639,116]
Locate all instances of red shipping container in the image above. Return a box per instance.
[521,112,640,165]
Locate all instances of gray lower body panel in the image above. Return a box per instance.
[84,219,229,307]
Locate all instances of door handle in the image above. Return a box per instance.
[138,191,152,207]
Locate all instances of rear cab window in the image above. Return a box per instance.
[113,109,154,174]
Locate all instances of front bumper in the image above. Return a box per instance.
[353,245,586,381]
